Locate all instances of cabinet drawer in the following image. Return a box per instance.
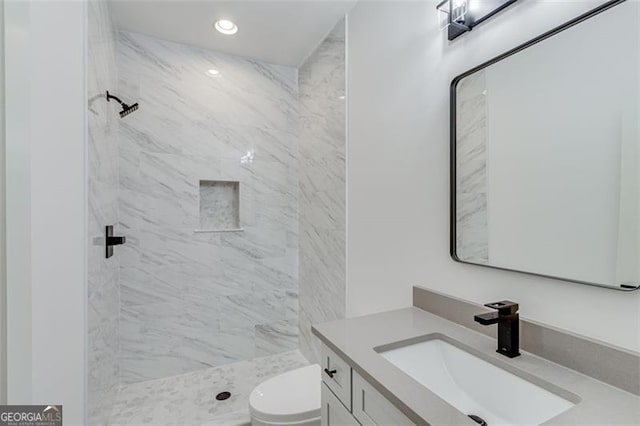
[352,371,414,426]
[321,383,360,426]
[320,343,352,411]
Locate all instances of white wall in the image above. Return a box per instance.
[5,0,87,423]
[347,0,640,352]
[0,0,5,405]
[5,0,33,404]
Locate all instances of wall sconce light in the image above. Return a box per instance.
[437,0,519,40]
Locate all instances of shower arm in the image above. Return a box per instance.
[106,91,126,107]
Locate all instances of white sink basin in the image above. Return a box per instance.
[377,336,576,425]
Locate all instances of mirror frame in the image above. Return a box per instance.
[449,0,639,291]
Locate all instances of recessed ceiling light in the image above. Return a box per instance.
[208,69,220,76]
[214,19,238,35]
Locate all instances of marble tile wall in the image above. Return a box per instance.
[116,31,300,383]
[455,71,489,263]
[87,0,120,424]
[298,20,347,363]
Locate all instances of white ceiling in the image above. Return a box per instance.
[109,0,355,67]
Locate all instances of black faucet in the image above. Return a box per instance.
[474,301,520,358]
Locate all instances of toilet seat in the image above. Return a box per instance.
[249,364,321,425]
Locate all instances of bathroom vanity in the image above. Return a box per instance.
[314,288,640,426]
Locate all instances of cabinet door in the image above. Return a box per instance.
[322,383,360,426]
[320,343,352,410]
[352,372,415,426]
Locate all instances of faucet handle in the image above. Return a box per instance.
[484,300,519,315]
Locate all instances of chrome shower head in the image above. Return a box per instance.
[106,91,139,118]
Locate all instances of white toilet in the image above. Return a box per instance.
[249,364,321,426]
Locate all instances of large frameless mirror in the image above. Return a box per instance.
[451,0,640,291]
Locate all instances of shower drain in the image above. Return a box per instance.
[216,391,231,401]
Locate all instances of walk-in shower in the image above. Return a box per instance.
[87,1,347,424]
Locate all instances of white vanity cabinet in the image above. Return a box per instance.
[320,343,415,426]
[321,342,352,410]
[321,383,359,426]
[352,371,415,426]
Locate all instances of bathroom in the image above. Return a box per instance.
[1,0,640,425]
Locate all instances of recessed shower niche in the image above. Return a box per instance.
[198,180,241,231]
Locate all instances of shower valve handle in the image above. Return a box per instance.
[107,236,126,245]
[105,225,126,259]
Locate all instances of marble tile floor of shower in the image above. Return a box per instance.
[109,350,309,426]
